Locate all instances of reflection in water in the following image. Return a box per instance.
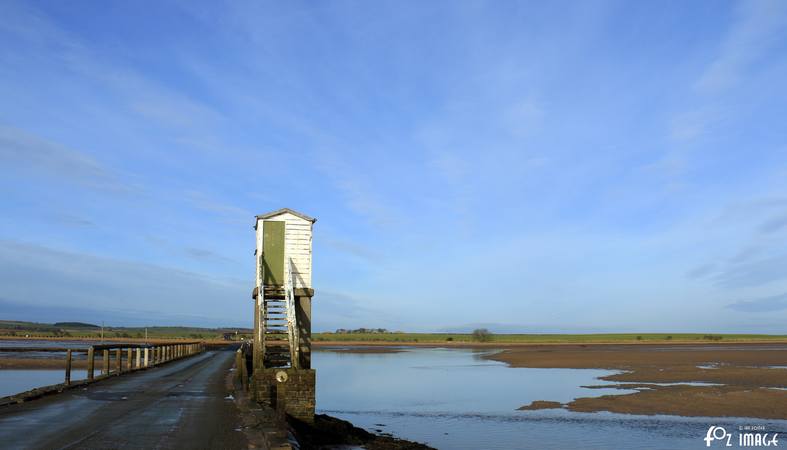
[314,348,787,450]
[0,370,88,398]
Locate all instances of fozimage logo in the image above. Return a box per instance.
[705,426,732,447]
[704,425,779,447]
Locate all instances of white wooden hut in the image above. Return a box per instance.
[255,208,315,290]
[252,208,316,374]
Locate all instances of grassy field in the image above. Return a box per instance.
[313,332,787,344]
[3,320,786,344]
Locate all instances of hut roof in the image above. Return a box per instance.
[255,208,316,223]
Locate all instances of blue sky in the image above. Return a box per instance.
[1,0,786,332]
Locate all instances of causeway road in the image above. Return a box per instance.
[0,349,248,449]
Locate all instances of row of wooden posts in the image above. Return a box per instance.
[65,342,204,385]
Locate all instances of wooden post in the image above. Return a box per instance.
[87,347,95,381]
[253,293,261,372]
[102,350,109,375]
[143,348,149,367]
[236,348,248,390]
[65,349,72,385]
[127,348,133,371]
[135,348,141,369]
[115,349,121,373]
[235,350,242,384]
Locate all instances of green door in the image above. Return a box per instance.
[262,221,285,286]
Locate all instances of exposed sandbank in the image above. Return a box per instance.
[488,343,787,419]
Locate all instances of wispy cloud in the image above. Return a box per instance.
[759,213,787,234]
[0,125,133,193]
[323,237,381,262]
[695,0,787,93]
[52,213,95,228]
[713,253,787,288]
[183,246,233,263]
[312,151,398,227]
[0,240,248,326]
[727,292,787,313]
[183,190,253,219]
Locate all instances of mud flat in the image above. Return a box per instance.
[491,343,787,419]
[0,358,88,370]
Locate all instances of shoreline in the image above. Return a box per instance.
[5,335,787,346]
[4,340,786,420]
[314,340,787,347]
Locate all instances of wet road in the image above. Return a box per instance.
[0,349,248,449]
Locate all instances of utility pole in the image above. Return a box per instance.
[145,327,148,343]
[101,321,104,343]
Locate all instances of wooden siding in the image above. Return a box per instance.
[256,211,313,289]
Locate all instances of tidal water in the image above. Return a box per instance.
[313,347,787,450]
[0,340,95,397]
[0,370,88,397]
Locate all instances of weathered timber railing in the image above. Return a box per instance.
[0,342,205,405]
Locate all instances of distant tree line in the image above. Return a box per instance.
[333,328,391,334]
[472,328,493,342]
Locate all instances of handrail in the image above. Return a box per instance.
[285,257,300,369]
[0,341,206,405]
[256,253,265,371]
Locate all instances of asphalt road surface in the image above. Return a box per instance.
[0,349,248,449]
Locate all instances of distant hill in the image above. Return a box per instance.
[53,322,100,329]
[0,319,252,339]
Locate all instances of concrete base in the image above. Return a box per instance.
[252,368,315,423]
